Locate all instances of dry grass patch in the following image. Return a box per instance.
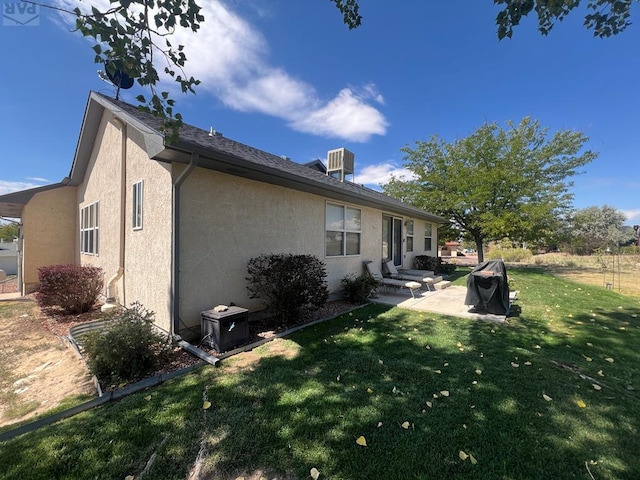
[531,253,640,297]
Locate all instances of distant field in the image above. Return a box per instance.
[530,253,640,297]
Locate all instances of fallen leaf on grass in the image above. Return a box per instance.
[543,394,552,401]
[310,467,320,479]
[459,451,468,461]
[356,436,367,446]
[401,421,410,429]
[469,454,478,464]
[379,359,384,365]
[593,384,602,391]
[524,361,532,366]
[367,388,373,394]
[587,342,593,347]
[144,395,151,401]
[440,390,450,397]
[576,399,587,408]
[434,370,442,374]
[475,369,482,375]
[597,370,604,377]
[426,401,433,408]
[203,401,211,410]
[582,355,592,362]
[605,357,615,363]
[377,422,383,428]
[511,362,520,368]
[125,476,135,480]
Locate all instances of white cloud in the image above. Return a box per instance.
[356,163,417,187]
[0,180,44,196]
[52,0,387,143]
[622,209,640,224]
[26,177,49,183]
[290,88,388,142]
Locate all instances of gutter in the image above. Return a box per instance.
[171,153,199,336]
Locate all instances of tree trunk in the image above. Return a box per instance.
[474,236,485,263]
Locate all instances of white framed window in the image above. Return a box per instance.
[132,180,143,230]
[406,220,414,253]
[424,223,433,251]
[80,202,99,255]
[325,202,361,257]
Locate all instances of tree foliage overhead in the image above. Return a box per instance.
[30,0,362,140]
[35,0,206,139]
[382,118,597,262]
[494,0,636,39]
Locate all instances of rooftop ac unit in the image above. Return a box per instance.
[326,148,354,182]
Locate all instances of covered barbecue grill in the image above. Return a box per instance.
[465,259,510,315]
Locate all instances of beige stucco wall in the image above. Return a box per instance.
[123,128,173,332]
[77,111,173,331]
[21,186,77,293]
[177,167,438,331]
[403,219,439,269]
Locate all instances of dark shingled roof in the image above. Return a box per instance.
[95,93,444,223]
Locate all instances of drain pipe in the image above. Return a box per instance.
[102,118,127,313]
[171,153,199,336]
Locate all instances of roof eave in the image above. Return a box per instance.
[156,142,447,223]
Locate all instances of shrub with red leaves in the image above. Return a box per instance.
[37,264,104,314]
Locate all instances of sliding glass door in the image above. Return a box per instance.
[382,215,403,266]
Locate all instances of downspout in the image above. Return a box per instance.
[171,153,199,337]
[101,118,127,313]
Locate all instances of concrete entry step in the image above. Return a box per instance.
[434,280,451,290]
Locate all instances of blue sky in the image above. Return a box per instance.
[1,0,639,224]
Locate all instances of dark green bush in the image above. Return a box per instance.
[37,264,104,314]
[341,273,379,304]
[246,253,328,326]
[82,302,173,385]
[413,255,456,275]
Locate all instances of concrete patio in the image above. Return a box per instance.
[368,285,511,323]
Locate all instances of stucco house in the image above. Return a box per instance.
[0,92,445,339]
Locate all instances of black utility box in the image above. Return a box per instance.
[201,306,249,352]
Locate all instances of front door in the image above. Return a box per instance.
[382,215,403,266]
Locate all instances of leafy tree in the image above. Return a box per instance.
[383,117,597,263]
[0,222,19,242]
[569,205,627,254]
[494,0,637,39]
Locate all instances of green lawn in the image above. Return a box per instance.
[1,267,640,479]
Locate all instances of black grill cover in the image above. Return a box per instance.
[464,259,510,315]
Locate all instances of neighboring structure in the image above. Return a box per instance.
[0,239,18,275]
[0,92,445,339]
[441,241,460,257]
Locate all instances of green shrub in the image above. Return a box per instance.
[341,273,379,303]
[487,248,533,263]
[246,253,328,326]
[413,255,456,275]
[82,303,172,385]
[37,264,104,314]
